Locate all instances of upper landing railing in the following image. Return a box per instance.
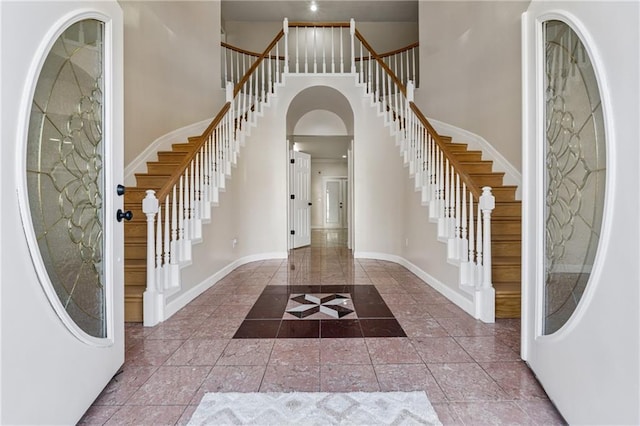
[222,21,419,89]
[141,19,495,326]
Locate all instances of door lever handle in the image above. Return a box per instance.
[117,209,133,222]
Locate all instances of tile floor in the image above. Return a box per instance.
[80,230,566,425]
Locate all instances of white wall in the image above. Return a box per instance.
[522,1,640,424]
[416,0,530,172]
[120,1,224,165]
[310,160,348,228]
[173,75,468,312]
[1,2,125,424]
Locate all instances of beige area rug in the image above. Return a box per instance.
[188,391,442,425]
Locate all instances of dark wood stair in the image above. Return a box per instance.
[124,139,200,322]
[445,139,522,318]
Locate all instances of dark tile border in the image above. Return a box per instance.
[233,285,406,339]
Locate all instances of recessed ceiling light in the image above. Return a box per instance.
[310,2,318,12]
[341,155,347,158]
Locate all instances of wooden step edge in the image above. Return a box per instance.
[493,282,521,293]
[492,256,521,265]
[469,172,506,177]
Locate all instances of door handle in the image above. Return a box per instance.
[117,209,133,222]
[308,202,312,206]
[116,184,126,196]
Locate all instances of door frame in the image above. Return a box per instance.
[322,176,348,228]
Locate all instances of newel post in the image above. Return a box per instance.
[350,18,356,73]
[142,190,162,326]
[283,18,289,73]
[477,186,495,323]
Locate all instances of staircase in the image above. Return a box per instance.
[123,19,522,324]
[440,137,521,318]
[124,139,199,322]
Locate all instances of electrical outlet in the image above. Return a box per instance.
[405,238,409,247]
[232,238,238,248]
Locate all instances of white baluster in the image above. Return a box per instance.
[340,26,344,73]
[178,175,185,259]
[412,47,417,85]
[171,184,178,264]
[275,43,282,83]
[268,51,273,95]
[350,19,356,73]
[163,196,170,289]
[461,184,468,262]
[304,26,308,73]
[476,196,483,287]
[331,26,335,73]
[468,194,475,287]
[283,18,289,73]
[313,26,318,73]
[359,41,363,83]
[142,190,161,326]
[183,167,190,242]
[367,50,372,94]
[322,27,326,73]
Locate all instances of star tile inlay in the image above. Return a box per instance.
[286,293,355,319]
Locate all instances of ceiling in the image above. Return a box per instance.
[222,1,418,23]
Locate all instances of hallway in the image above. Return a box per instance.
[80,230,564,425]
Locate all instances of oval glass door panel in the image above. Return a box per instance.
[26,19,106,338]
[543,21,606,334]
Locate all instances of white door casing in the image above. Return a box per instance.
[323,177,348,228]
[291,150,311,248]
[1,2,124,424]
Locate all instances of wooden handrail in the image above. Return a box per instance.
[233,29,285,97]
[409,102,483,198]
[221,42,285,60]
[354,29,407,97]
[155,102,231,202]
[154,29,287,201]
[288,21,350,28]
[377,41,419,59]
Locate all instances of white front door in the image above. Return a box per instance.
[1,2,124,424]
[291,150,311,248]
[522,4,639,424]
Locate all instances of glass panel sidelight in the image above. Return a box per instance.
[543,21,606,334]
[26,20,106,338]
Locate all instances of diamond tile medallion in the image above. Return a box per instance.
[233,285,406,338]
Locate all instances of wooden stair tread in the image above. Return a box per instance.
[493,256,521,265]
[491,233,522,241]
[494,282,521,293]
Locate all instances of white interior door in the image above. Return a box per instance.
[291,150,311,248]
[1,2,124,424]
[324,177,347,228]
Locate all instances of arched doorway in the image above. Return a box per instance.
[286,86,354,251]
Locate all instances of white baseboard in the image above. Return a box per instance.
[124,118,213,187]
[428,118,522,200]
[354,251,475,317]
[163,252,287,320]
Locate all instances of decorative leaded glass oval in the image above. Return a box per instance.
[26,19,106,338]
[543,21,606,334]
